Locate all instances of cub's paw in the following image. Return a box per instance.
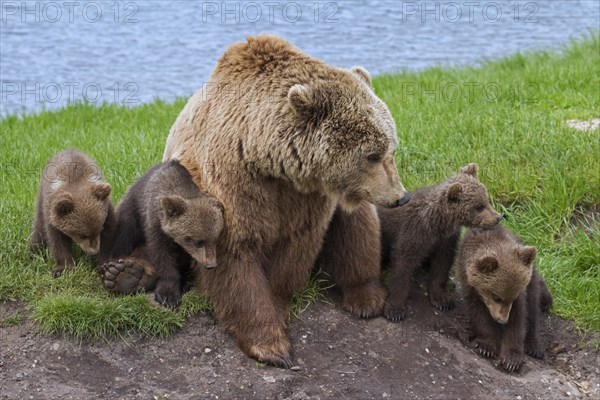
[52,265,66,278]
[342,280,386,319]
[154,281,182,308]
[474,338,497,358]
[99,259,146,294]
[383,302,407,322]
[525,340,545,359]
[53,262,73,278]
[428,289,455,312]
[499,349,524,372]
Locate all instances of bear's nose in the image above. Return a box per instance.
[393,193,411,208]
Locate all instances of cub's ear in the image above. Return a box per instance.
[517,245,537,266]
[351,66,372,87]
[460,163,478,177]
[288,84,317,118]
[210,198,225,213]
[447,182,463,202]
[93,183,111,200]
[159,196,187,218]
[475,256,499,274]
[54,195,75,217]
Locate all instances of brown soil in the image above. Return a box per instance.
[1,281,599,400]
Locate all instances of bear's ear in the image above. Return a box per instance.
[288,84,317,118]
[460,163,478,177]
[210,198,225,213]
[446,182,463,202]
[351,66,372,87]
[159,196,187,218]
[54,195,75,218]
[517,245,537,266]
[92,183,111,200]
[475,256,499,274]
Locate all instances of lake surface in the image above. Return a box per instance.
[1,0,598,116]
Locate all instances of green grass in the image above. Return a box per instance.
[2,312,23,327]
[1,34,598,340]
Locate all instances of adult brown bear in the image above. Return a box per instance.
[143,35,407,367]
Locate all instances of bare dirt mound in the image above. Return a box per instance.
[1,281,599,400]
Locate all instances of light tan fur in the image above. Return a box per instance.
[162,35,406,367]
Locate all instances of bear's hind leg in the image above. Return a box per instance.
[99,246,158,294]
[315,202,386,319]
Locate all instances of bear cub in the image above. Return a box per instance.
[456,225,553,372]
[30,149,115,277]
[378,163,502,322]
[101,160,224,307]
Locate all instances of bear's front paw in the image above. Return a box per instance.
[428,289,454,312]
[474,338,497,358]
[53,265,66,278]
[525,340,545,359]
[383,302,407,322]
[53,261,74,278]
[155,280,182,308]
[342,280,386,319]
[499,349,524,372]
[245,331,293,369]
[249,344,293,369]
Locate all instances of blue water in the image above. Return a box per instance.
[1,0,598,116]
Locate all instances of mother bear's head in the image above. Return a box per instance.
[285,65,408,210]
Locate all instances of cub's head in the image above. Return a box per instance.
[467,243,536,324]
[50,182,112,255]
[286,66,409,210]
[444,164,502,229]
[158,195,224,269]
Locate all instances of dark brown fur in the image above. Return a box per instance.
[30,149,115,277]
[160,35,408,367]
[378,164,502,321]
[99,160,223,307]
[456,225,553,372]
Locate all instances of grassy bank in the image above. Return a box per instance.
[1,34,598,340]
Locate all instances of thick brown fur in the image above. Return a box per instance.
[161,35,408,367]
[456,225,553,372]
[99,160,223,308]
[30,149,116,277]
[378,163,502,321]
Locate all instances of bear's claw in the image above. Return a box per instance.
[383,302,407,322]
[525,341,545,359]
[342,280,386,319]
[154,281,183,308]
[499,348,524,372]
[428,288,455,312]
[474,339,497,358]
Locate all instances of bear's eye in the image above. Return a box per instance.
[79,234,89,240]
[475,204,485,212]
[367,154,381,164]
[193,240,205,248]
[492,295,503,304]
